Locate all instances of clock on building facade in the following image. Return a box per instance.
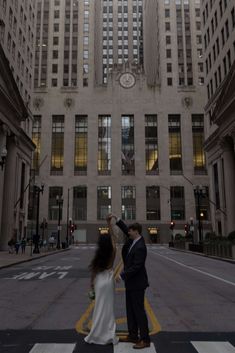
[119,72,136,88]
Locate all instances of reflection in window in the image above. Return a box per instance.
[170,186,185,220]
[32,115,41,173]
[48,186,63,220]
[146,186,160,220]
[51,115,64,173]
[98,115,111,175]
[168,115,182,174]
[145,115,158,174]
[121,115,135,175]
[192,114,206,174]
[75,115,88,174]
[73,186,87,220]
[121,186,136,220]
[97,186,112,220]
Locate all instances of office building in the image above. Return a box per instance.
[31,0,210,243]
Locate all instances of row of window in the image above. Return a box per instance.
[207,44,235,99]
[32,114,206,176]
[28,185,210,222]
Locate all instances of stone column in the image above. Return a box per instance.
[220,136,235,234]
[0,135,17,250]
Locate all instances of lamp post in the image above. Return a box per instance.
[194,185,206,243]
[33,184,44,254]
[56,195,63,249]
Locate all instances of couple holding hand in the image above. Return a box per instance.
[84,214,150,350]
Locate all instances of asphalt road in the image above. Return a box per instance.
[0,245,234,353]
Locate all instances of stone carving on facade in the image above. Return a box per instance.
[64,97,74,109]
[33,97,44,110]
[182,96,193,108]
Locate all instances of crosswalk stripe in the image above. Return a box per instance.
[191,341,235,353]
[114,342,157,353]
[29,343,76,353]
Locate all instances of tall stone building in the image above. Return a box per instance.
[202,0,235,236]
[31,0,211,244]
[0,0,36,249]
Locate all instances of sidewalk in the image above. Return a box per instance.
[0,245,70,270]
[170,246,235,264]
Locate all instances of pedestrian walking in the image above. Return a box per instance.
[21,237,26,254]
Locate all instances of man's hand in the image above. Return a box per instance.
[106,213,113,223]
[115,275,122,283]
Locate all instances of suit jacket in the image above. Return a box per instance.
[116,219,149,291]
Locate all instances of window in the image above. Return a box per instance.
[74,115,88,174]
[51,116,64,173]
[192,115,206,174]
[121,186,136,220]
[48,187,63,220]
[122,116,135,175]
[32,116,41,173]
[146,186,160,220]
[170,186,185,220]
[97,186,112,220]
[73,186,87,220]
[168,115,182,173]
[145,115,158,174]
[98,115,111,175]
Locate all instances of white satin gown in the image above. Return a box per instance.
[84,269,119,345]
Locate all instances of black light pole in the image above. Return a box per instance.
[194,185,206,243]
[56,195,63,249]
[33,184,44,254]
[66,188,70,247]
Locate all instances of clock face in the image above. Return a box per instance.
[119,73,136,88]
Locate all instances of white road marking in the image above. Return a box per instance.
[149,250,235,287]
[114,342,157,353]
[29,343,76,353]
[191,341,235,353]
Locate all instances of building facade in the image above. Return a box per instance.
[202,0,235,236]
[0,0,36,250]
[0,45,35,250]
[31,0,211,244]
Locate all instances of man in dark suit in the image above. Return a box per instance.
[111,215,150,349]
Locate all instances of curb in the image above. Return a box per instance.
[170,247,235,264]
[0,248,71,270]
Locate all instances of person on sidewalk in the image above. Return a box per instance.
[21,237,26,254]
[109,215,151,350]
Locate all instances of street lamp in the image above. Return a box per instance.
[33,184,44,254]
[56,195,63,249]
[194,185,207,243]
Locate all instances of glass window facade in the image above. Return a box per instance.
[121,186,136,220]
[121,115,135,175]
[97,186,112,220]
[98,115,111,175]
[73,186,87,220]
[145,115,158,174]
[146,186,160,220]
[74,115,88,174]
[51,115,64,173]
[192,114,206,174]
[48,186,63,220]
[32,115,41,173]
[170,186,185,220]
[168,115,182,174]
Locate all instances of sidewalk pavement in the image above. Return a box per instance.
[0,245,70,270]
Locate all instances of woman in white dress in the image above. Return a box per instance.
[84,218,119,345]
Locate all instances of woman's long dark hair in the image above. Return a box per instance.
[89,234,114,274]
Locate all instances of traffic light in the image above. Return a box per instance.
[184,224,189,234]
[170,221,175,230]
[70,224,75,233]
